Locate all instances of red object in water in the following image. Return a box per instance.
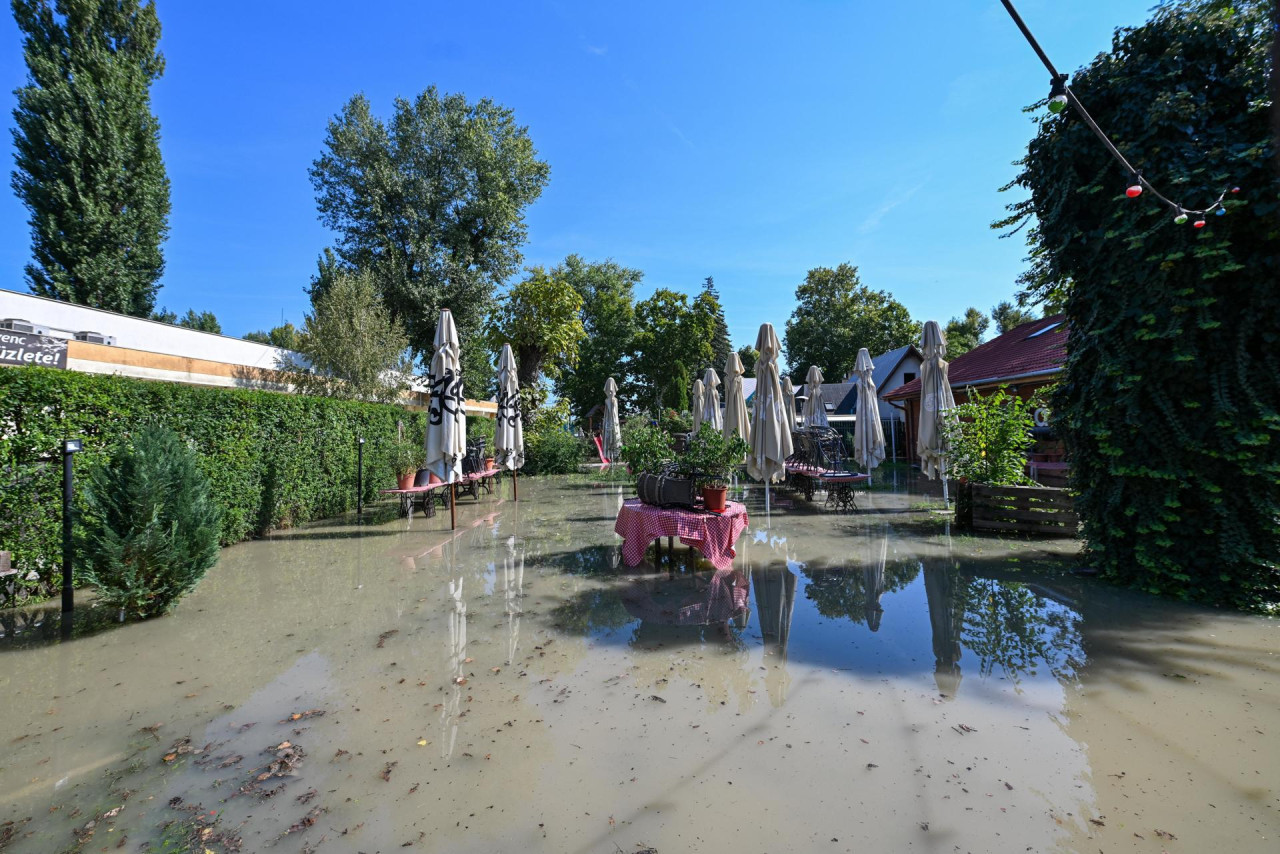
[1194,219,1207,228]
[1126,184,1143,198]
[593,434,609,464]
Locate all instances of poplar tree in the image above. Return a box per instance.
[11,0,171,316]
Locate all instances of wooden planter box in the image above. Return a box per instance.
[958,482,1079,536]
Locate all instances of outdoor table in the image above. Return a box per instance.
[784,462,868,509]
[614,499,749,571]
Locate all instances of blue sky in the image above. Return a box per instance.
[0,0,1155,351]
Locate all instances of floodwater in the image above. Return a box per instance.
[1,475,1276,853]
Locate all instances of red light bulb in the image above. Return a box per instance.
[1126,183,1142,198]
[1193,219,1207,229]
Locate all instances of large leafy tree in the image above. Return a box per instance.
[11,0,171,316]
[553,255,642,418]
[783,264,917,382]
[309,88,550,389]
[244,323,301,350]
[736,345,759,377]
[632,289,714,413]
[944,307,990,357]
[489,267,586,409]
[701,276,733,371]
[991,300,1038,335]
[280,270,412,404]
[997,0,1278,608]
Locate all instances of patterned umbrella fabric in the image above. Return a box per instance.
[495,343,524,471]
[424,309,466,483]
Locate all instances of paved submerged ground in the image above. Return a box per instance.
[1,475,1277,853]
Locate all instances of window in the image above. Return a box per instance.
[903,372,916,383]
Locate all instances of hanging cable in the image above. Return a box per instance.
[999,0,1238,223]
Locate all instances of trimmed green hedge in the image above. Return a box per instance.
[0,366,426,605]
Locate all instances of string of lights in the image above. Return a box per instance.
[1000,0,1239,228]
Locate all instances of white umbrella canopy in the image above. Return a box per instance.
[700,368,723,431]
[780,376,799,429]
[747,323,793,484]
[722,351,751,445]
[852,347,886,473]
[602,376,622,462]
[424,308,467,483]
[917,320,957,494]
[691,376,705,433]
[495,343,524,471]
[801,365,829,428]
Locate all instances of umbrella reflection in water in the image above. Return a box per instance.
[441,539,467,758]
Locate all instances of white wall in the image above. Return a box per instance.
[0,288,291,369]
[877,353,922,420]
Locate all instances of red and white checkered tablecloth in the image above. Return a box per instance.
[614,499,749,571]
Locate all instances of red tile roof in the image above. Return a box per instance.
[883,315,1067,401]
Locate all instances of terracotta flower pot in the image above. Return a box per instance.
[398,472,415,490]
[484,457,495,472]
[702,485,728,513]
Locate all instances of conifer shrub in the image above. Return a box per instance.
[79,425,222,619]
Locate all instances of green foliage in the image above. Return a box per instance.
[991,301,1038,335]
[244,322,301,351]
[663,362,690,414]
[176,309,221,334]
[632,289,714,413]
[702,277,733,371]
[997,0,1279,609]
[736,345,759,377]
[658,408,691,435]
[391,437,425,476]
[11,0,170,316]
[943,387,1036,486]
[310,87,550,391]
[619,420,673,475]
[0,366,426,605]
[77,425,221,618]
[553,255,642,418]
[679,423,749,487]
[279,269,412,403]
[783,264,918,382]
[467,415,496,444]
[944,308,989,358]
[523,403,582,475]
[489,266,586,406]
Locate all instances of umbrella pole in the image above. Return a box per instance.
[513,469,518,501]
[941,459,949,506]
[450,482,456,530]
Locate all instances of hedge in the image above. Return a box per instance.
[0,366,426,606]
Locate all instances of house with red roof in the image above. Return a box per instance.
[882,314,1067,472]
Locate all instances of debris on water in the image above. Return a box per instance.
[281,709,325,723]
[377,629,399,648]
[1154,828,1177,840]
[649,695,666,703]
[380,761,398,782]
[285,806,325,835]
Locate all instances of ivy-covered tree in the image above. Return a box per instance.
[488,266,586,409]
[997,0,1279,609]
[553,255,642,418]
[783,264,917,383]
[11,0,171,316]
[309,88,550,390]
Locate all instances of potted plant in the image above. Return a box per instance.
[393,439,425,490]
[682,424,748,512]
[619,422,675,477]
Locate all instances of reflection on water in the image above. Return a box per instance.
[1,477,1275,853]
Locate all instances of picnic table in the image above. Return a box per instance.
[614,499,749,571]
[381,468,503,529]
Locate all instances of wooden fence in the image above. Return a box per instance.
[961,482,1080,536]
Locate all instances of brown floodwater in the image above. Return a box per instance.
[1,475,1276,853]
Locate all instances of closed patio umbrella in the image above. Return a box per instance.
[801,365,828,428]
[780,376,799,430]
[603,377,622,464]
[495,343,524,499]
[691,376,705,433]
[425,309,467,528]
[852,347,886,482]
[917,320,956,504]
[748,323,793,514]
[700,368,723,432]
[723,351,751,446]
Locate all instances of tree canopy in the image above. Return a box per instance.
[632,289,714,413]
[244,322,301,351]
[553,255,642,418]
[701,277,733,371]
[997,0,1278,609]
[309,88,550,389]
[489,266,586,408]
[11,0,170,316]
[280,269,412,404]
[736,345,759,377]
[991,301,1038,335]
[944,307,989,357]
[783,264,917,382]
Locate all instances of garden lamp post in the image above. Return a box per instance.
[61,438,82,614]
